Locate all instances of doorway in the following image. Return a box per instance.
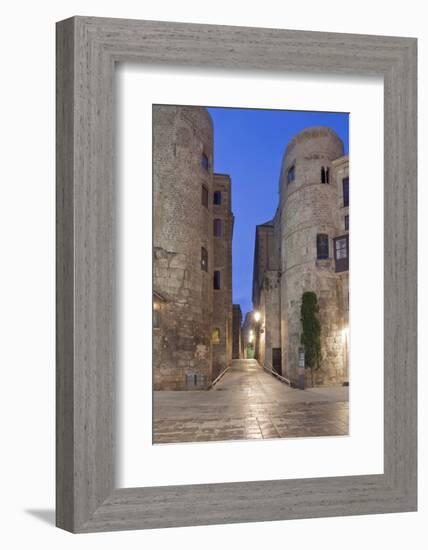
[272,348,282,375]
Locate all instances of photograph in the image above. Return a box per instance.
[152,104,350,444]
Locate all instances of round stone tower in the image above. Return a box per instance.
[153,105,214,390]
[279,126,345,386]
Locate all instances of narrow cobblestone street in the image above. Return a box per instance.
[153,359,349,443]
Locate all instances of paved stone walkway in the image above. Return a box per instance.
[153,359,349,444]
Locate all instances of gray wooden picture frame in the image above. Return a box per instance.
[56,16,417,533]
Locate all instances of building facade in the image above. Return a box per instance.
[232,304,243,359]
[253,126,349,387]
[153,105,233,390]
[212,174,234,380]
[241,311,256,359]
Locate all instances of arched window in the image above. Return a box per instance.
[321,166,330,184]
[213,218,222,237]
[212,328,221,344]
[201,153,209,171]
[287,165,295,184]
[201,184,208,207]
[316,234,329,259]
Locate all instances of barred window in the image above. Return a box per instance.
[316,234,329,260]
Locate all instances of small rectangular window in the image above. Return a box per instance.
[344,214,349,231]
[334,235,349,272]
[201,185,208,208]
[153,303,160,329]
[212,328,220,344]
[343,177,349,207]
[213,218,222,237]
[316,234,329,260]
[335,238,347,259]
[201,247,208,272]
[201,153,209,171]
[213,191,222,205]
[213,270,221,290]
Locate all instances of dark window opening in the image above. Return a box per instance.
[321,166,330,184]
[201,247,208,272]
[213,218,222,237]
[272,348,282,376]
[334,235,349,272]
[316,234,329,260]
[213,191,222,205]
[201,184,208,208]
[201,153,209,171]
[153,304,160,329]
[214,270,221,290]
[343,177,349,207]
[287,165,295,184]
[344,214,349,231]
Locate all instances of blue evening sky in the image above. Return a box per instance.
[207,107,349,318]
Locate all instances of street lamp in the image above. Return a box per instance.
[253,310,262,361]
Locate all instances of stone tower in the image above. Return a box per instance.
[153,105,214,390]
[279,127,346,386]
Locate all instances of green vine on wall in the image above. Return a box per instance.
[300,291,321,382]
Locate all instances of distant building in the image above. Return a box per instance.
[252,127,349,387]
[153,106,233,390]
[232,304,243,359]
[241,311,256,359]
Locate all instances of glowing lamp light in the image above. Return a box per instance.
[253,311,261,322]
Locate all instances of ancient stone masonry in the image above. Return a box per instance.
[153,105,234,390]
[212,174,234,379]
[232,304,243,359]
[253,127,349,387]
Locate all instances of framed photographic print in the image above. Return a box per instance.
[56,16,417,532]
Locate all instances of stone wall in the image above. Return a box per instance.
[153,105,214,390]
[212,174,234,379]
[242,311,255,358]
[259,270,282,371]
